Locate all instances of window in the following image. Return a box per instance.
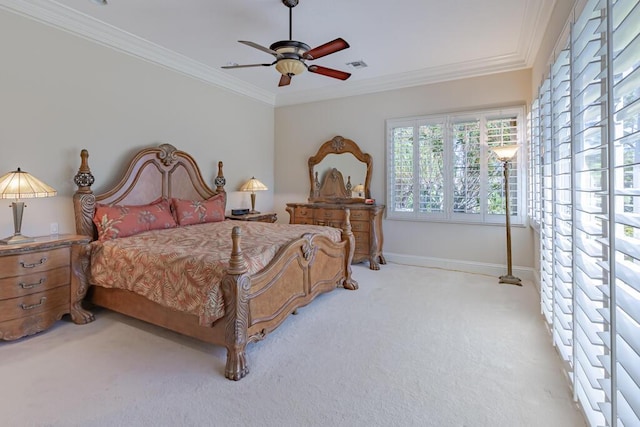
[386,107,526,225]
[530,0,640,425]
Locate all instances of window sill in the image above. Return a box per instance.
[385,215,527,228]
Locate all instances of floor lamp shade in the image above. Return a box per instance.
[0,168,57,245]
[490,145,521,286]
[239,177,268,214]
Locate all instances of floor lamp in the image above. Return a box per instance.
[491,144,522,286]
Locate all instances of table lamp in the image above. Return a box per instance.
[490,144,521,286]
[353,184,365,198]
[240,177,268,214]
[0,167,57,244]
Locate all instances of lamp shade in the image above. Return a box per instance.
[490,144,519,161]
[275,59,306,76]
[0,168,57,199]
[240,177,268,193]
[353,184,365,193]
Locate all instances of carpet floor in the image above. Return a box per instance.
[1,263,585,427]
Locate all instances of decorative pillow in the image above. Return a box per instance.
[93,199,177,241]
[172,194,225,226]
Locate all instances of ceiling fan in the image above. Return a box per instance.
[222,0,351,87]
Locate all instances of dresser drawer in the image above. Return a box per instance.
[353,231,370,252]
[0,247,70,279]
[349,210,369,221]
[294,207,314,219]
[0,285,70,323]
[0,266,70,299]
[314,208,345,221]
[350,221,369,232]
[295,218,315,225]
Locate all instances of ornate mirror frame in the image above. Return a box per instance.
[308,136,372,203]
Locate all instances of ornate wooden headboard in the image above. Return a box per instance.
[73,143,226,240]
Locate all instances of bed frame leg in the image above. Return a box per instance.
[69,243,95,324]
[341,208,358,290]
[221,226,251,381]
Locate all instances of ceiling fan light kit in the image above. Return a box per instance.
[222,0,351,87]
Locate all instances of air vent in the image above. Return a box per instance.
[346,60,368,69]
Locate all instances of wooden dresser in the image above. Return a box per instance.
[286,202,386,270]
[0,234,92,340]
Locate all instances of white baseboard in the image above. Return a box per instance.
[384,252,535,282]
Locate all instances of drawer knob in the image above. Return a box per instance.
[19,278,46,289]
[20,297,47,310]
[20,257,47,269]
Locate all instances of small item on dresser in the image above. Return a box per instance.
[231,208,250,216]
[364,198,375,205]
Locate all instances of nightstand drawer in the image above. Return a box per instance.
[0,286,70,323]
[0,266,70,299]
[0,247,70,279]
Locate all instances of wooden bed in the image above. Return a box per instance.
[71,143,357,380]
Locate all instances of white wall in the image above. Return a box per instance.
[0,9,274,238]
[274,69,535,270]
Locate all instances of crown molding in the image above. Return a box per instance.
[519,0,557,66]
[1,0,553,108]
[275,52,529,107]
[0,0,276,106]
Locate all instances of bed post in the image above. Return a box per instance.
[221,226,251,380]
[73,149,96,238]
[341,208,358,290]
[71,149,97,324]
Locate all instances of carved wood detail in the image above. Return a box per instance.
[71,144,357,380]
[0,235,93,340]
[308,136,373,203]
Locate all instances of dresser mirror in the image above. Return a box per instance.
[308,136,372,203]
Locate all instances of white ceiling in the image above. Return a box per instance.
[2,0,557,106]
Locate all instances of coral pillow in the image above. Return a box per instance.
[172,194,225,226]
[93,199,177,241]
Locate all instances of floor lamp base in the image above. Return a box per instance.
[499,274,522,286]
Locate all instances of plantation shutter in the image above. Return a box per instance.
[419,123,445,213]
[551,48,573,367]
[571,1,609,425]
[529,100,542,226]
[539,77,554,326]
[609,0,640,424]
[486,116,520,216]
[451,119,482,216]
[389,124,415,213]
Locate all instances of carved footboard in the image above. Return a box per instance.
[221,211,357,380]
[72,144,357,381]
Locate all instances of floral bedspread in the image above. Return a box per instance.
[89,220,342,326]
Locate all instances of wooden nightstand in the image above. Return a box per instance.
[226,212,277,223]
[0,234,93,340]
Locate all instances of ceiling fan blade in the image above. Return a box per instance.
[303,38,350,60]
[279,74,292,87]
[221,63,273,69]
[307,65,351,81]
[238,40,283,58]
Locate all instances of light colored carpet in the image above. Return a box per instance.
[1,263,585,427]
